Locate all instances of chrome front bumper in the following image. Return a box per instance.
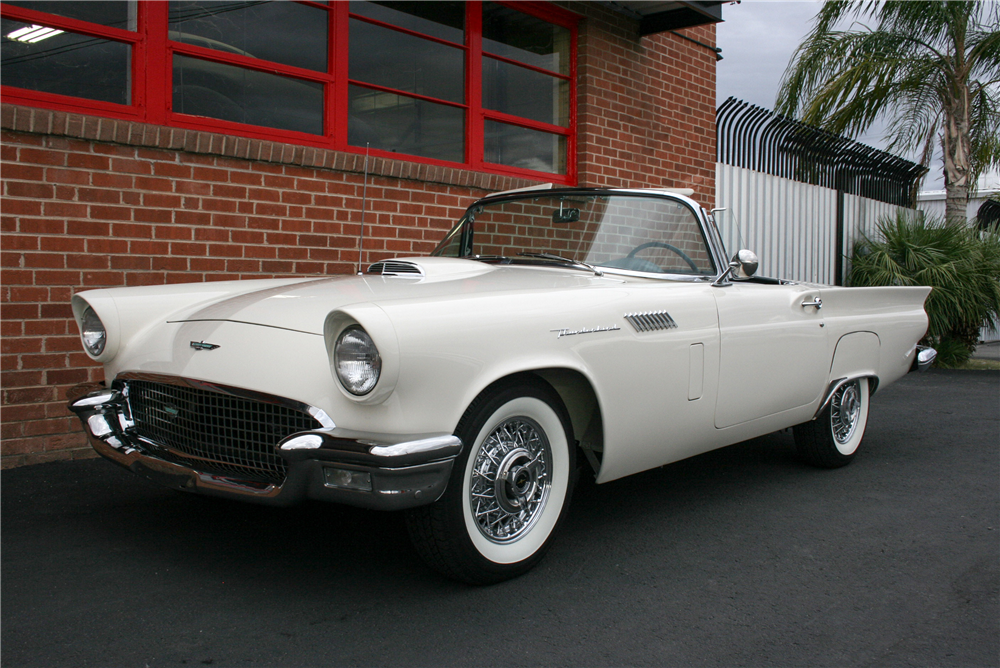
[67,382,462,511]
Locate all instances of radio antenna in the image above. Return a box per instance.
[356,143,370,275]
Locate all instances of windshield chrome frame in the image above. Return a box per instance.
[432,188,727,281]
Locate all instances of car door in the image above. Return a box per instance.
[712,282,828,428]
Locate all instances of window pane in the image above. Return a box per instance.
[484,120,566,174]
[433,195,715,275]
[169,1,328,73]
[349,84,463,163]
[349,1,464,44]
[349,18,463,104]
[482,2,569,75]
[483,57,568,127]
[4,1,136,30]
[173,55,323,135]
[1,19,130,104]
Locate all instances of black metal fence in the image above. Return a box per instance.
[717,97,927,207]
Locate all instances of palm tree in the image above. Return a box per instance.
[776,1,1000,222]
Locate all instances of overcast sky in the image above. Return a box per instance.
[714,0,999,192]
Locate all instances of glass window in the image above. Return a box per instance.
[3,1,135,31]
[349,1,464,44]
[485,120,566,174]
[349,84,464,162]
[349,18,463,103]
[348,1,467,159]
[1,1,577,181]
[434,194,716,276]
[482,2,569,75]
[173,55,323,135]
[169,1,328,73]
[483,57,568,126]
[1,18,130,105]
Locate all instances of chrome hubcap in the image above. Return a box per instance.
[470,417,551,543]
[831,381,862,444]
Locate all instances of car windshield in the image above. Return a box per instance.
[431,192,717,276]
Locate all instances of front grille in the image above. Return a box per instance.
[125,379,322,485]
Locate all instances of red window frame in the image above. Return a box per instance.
[0,1,578,184]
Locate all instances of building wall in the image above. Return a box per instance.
[916,189,999,223]
[578,10,716,192]
[0,5,717,468]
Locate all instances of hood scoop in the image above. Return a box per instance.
[367,260,425,278]
[363,257,494,280]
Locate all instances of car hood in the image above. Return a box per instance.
[173,257,630,334]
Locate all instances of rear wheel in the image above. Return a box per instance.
[406,381,575,584]
[794,378,870,468]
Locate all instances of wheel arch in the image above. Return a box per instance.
[460,367,604,475]
[829,331,882,391]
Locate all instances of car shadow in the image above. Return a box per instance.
[3,430,809,595]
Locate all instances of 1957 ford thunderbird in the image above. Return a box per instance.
[68,187,935,583]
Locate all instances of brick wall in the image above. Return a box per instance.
[1,12,716,468]
[577,4,717,198]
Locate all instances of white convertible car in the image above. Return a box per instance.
[68,187,934,583]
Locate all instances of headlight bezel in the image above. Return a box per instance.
[71,295,120,363]
[334,325,382,396]
[324,307,400,405]
[80,305,108,357]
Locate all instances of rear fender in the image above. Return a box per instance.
[814,331,880,419]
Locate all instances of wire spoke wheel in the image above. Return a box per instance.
[830,381,863,445]
[405,380,575,584]
[470,417,552,543]
[794,378,870,468]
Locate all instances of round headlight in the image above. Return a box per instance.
[80,306,107,357]
[334,326,381,395]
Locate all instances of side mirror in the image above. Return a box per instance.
[730,249,758,279]
[713,249,758,286]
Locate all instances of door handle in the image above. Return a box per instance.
[801,297,822,310]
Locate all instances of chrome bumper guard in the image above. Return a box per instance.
[67,383,462,511]
[910,345,937,373]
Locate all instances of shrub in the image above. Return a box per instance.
[849,212,1000,367]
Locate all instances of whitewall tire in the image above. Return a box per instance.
[794,378,870,468]
[406,380,576,584]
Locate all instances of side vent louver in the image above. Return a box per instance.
[625,311,678,333]
[367,261,424,277]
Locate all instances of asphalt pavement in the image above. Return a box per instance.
[3,369,998,668]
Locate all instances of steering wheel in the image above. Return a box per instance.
[626,241,701,273]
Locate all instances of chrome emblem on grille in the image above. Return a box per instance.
[190,341,220,351]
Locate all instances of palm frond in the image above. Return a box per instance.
[850,211,1000,344]
[777,1,1000,211]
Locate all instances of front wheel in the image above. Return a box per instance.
[406,381,575,584]
[793,378,870,468]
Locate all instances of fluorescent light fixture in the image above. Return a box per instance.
[7,25,65,43]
